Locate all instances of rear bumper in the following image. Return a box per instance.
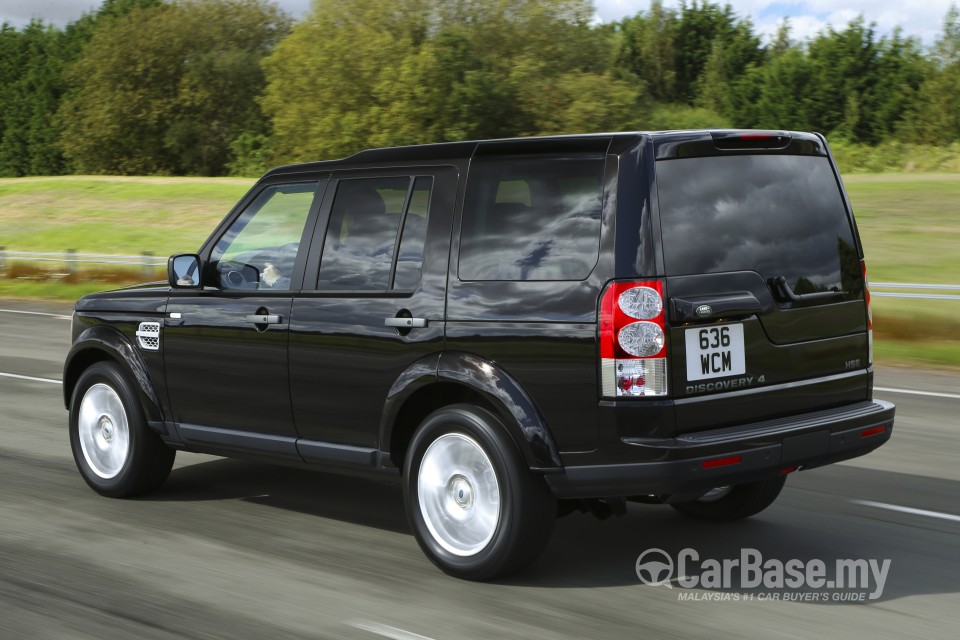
[545,400,895,499]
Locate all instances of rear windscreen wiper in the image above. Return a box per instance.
[770,275,846,303]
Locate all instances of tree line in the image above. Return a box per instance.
[1,0,959,177]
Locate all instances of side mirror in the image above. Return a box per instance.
[168,254,202,288]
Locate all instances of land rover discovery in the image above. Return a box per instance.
[64,130,895,580]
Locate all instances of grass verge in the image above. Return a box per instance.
[843,173,960,285]
[0,176,252,256]
[874,340,960,371]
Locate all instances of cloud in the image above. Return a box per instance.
[592,0,952,45]
[1,0,99,27]
[1,0,954,45]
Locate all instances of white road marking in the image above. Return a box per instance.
[0,372,63,385]
[349,621,436,640]
[874,386,960,400]
[851,500,960,523]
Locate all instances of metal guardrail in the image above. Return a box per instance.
[871,283,960,301]
[872,282,960,290]
[0,248,164,280]
[0,249,165,267]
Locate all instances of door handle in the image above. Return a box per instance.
[385,317,427,328]
[770,276,846,303]
[245,314,282,325]
[670,292,763,323]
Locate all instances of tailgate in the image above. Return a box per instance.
[654,151,869,430]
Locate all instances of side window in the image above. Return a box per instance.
[317,176,433,291]
[210,182,319,291]
[393,176,433,290]
[458,156,604,281]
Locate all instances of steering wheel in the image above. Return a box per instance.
[219,260,260,290]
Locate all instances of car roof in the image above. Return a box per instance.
[261,130,824,178]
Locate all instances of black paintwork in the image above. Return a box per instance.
[548,400,894,498]
[164,295,296,437]
[64,130,894,498]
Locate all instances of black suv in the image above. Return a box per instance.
[64,131,895,579]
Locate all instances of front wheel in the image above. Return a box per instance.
[670,475,786,522]
[403,405,555,580]
[69,361,175,497]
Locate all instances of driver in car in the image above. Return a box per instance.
[261,262,290,289]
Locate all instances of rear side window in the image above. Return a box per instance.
[317,176,433,291]
[656,155,863,299]
[459,155,604,281]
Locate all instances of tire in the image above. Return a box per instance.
[670,475,786,522]
[69,361,175,498]
[403,404,556,580]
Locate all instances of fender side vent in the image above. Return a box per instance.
[136,322,161,351]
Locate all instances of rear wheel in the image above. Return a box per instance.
[403,404,555,580]
[69,361,175,497]
[670,475,786,522]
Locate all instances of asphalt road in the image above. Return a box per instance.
[1,300,958,639]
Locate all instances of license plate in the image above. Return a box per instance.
[685,324,746,381]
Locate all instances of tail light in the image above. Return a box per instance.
[600,280,668,397]
[862,260,872,365]
[711,131,791,150]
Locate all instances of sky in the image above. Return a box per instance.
[0,0,955,46]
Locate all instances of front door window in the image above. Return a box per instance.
[209,182,319,291]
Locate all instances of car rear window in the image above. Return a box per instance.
[656,154,863,299]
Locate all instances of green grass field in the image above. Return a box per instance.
[1,173,957,369]
[843,174,960,285]
[0,176,253,256]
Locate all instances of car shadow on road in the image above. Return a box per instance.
[148,455,411,535]
[520,465,960,603]
[147,456,960,602]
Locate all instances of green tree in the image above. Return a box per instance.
[934,4,960,66]
[0,22,26,175]
[614,0,678,101]
[0,21,69,176]
[611,0,760,128]
[59,0,290,175]
[744,48,816,131]
[0,0,164,177]
[803,18,928,143]
[903,6,960,143]
[905,67,960,143]
[62,0,164,55]
[673,1,751,102]
[695,19,762,117]
[719,19,798,129]
[863,30,928,142]
[768,18,793,58]
[719,16,926,143]
[262,0,638,163]
[805,17,879,139]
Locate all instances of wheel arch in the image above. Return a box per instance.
[380,351,563,472]
[63,325,163,424]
